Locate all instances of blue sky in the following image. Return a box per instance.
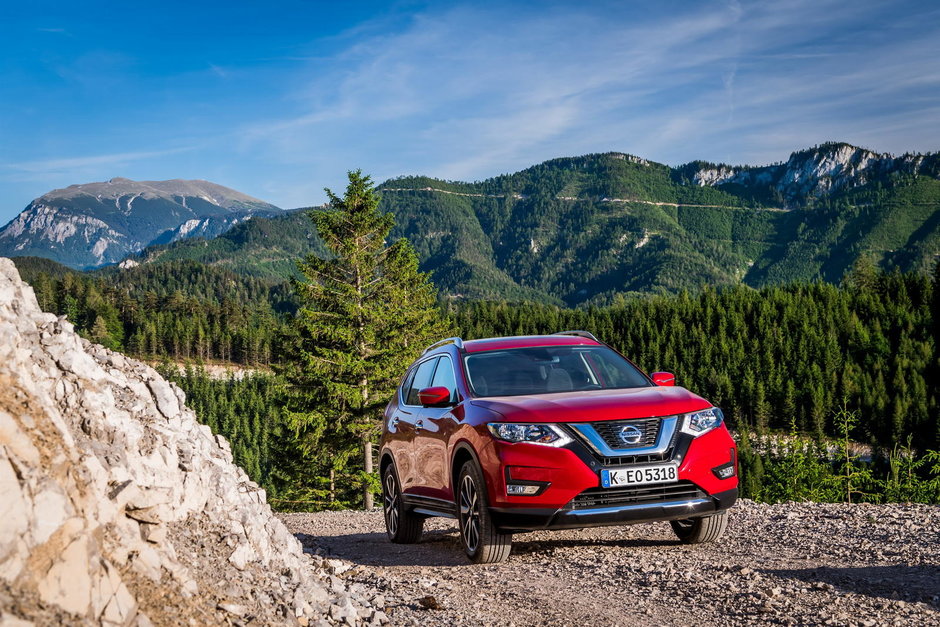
[1,0,939,221]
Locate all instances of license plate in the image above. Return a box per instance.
[601,463,678,488]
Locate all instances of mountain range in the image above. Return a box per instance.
[3,142,939,304]
[0,178,280,268]
[378,143,940,302]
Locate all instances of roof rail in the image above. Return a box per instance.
[552,330,599,342]
[423,337,464,354]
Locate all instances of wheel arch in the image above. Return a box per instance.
[451,441,482,493]
[380,448,396,479]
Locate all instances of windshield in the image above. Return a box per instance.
[464,345,651,397]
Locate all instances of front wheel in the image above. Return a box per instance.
[670,511,729,544]
[457,461,512,563]
[382,465,423,543]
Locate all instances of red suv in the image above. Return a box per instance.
[379,332,738,563]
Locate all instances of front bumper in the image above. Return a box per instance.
[490,486,737,532]
[479,421,739,531]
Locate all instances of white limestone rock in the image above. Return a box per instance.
[0,257,367,625]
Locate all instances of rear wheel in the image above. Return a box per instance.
[670,511,729,544]
[382,465,423,543]
[457,461,512,563]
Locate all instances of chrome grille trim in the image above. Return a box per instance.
[566,498,711,517]
[569,415,679,457]
[568,481,707,510]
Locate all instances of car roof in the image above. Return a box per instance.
[462,334,601,353]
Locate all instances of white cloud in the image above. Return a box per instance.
[8,0,938,216]
[0,146,196,185]
[239,3,746,177]
[220,1,932,211]
[3,147,197,178]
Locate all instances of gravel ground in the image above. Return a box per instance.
[281,501,940,626]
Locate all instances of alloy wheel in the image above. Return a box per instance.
[384,472,400,537]
[459,474,481,553]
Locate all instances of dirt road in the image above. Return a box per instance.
[281,501,940,626]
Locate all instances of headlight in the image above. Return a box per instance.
[681,408,724,436]
[486,423,572,447]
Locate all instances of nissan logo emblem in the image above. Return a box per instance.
[619,425,643,445]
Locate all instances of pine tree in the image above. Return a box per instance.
[932,260,940,444]
[844,255,879,293]
[90,314,113,348]
[280,170,452,509]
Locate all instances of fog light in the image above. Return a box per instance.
[507,484,543,496]
[712,463,735,480]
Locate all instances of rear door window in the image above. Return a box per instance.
[399,368,417,401]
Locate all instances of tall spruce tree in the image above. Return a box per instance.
[932,260,940,444]
[280,170,451,509]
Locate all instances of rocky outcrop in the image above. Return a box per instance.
[145,215,249,248]
[686,143,940,207]
[0,206,134,266]
[691,165,737,187]
[0,258,375,625]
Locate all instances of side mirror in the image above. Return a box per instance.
[651,372,675,386]
[418,386,453,407]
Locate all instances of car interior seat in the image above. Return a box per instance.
[546,367,573,392]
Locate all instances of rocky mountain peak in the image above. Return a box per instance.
[0,178,281,269]
[0,257,374,624]
[38,177,274,209]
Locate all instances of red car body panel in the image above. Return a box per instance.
[677,426,738,496]
[486,440,599,507]
[410,403,463,500]
[380,334,738,532]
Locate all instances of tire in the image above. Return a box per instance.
[382,465,423,544]
[457,461,512,563]
[670,511,729,544]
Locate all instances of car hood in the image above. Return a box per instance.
[469,386,712,423]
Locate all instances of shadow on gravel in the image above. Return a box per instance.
[295,529,679,567]
[766,565,940,609]
[295,529,469,567]
[510,536,676,556]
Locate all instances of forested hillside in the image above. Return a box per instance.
[381,154,940,303]
[15,257,286,364]
[167,266,938,507]
[13,251,937,506]
[453,268,936,450]
[6,144,939,508]
[112,147,940,305]
[131,210,327,279]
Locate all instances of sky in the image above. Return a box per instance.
[1,0,939,222]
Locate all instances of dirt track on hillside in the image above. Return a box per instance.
[281,500,940,626]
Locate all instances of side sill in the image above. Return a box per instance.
[402,494,458,518]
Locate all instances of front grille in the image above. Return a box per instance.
[592,417,660,450]
[569,481,706,510]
